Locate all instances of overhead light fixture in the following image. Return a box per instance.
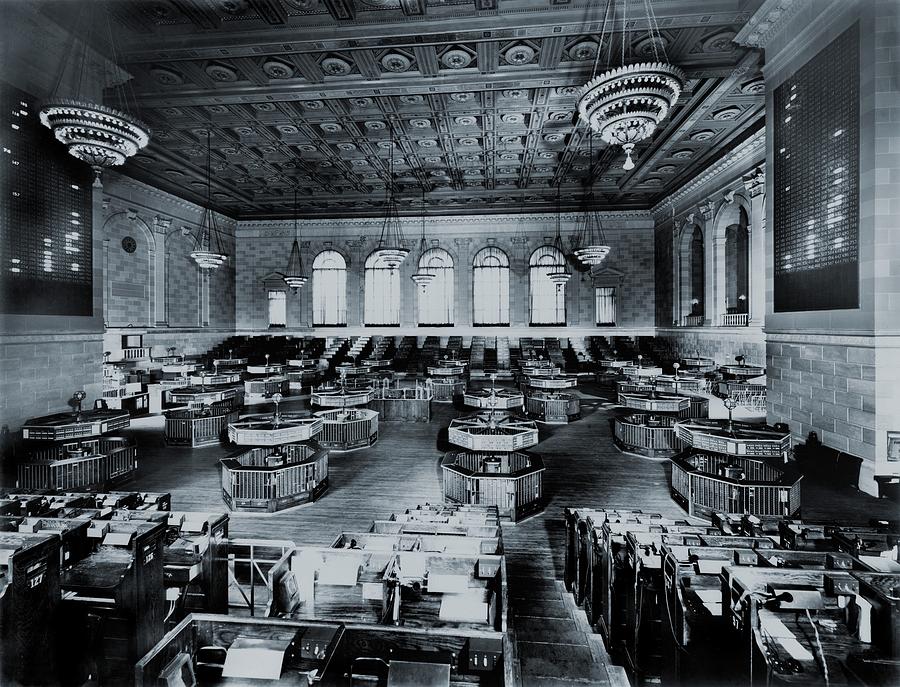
[572,134,611,266]
[576,0,684,171]
[281,187,308,291]
[410,186,435,291]
[39,5,150,176]
[190,129,228,270]
[372,123,408,271]
[547,184,571,289]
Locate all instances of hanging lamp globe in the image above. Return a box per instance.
[281,238,308,290]
[547,270,571,287]
[410,270,435,290]
[577,62,685,170]
[39,100,151,170]
[190,207,228,270]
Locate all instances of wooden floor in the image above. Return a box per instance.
[12,380,896,685]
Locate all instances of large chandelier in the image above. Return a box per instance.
[547,185,571,289]
[372,124,409,271]
[39,6,150,174]
[410,187,435,291]
[190,129,228,270]
[281,188,308,291]
[576,0,684,170]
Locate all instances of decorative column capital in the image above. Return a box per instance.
[153,215,173,233]
[743,166,766,197]
[698,201,715,222]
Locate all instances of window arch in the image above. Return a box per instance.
[417,247,454,326]
[473,246,510,326]
[364,251,401,325]
[689,226,705,317]
[529,245,567,325]
[312,250,347,325]
[724,207,750,314]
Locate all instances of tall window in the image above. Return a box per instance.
[364,251,401,325]
[529,246,566,325]
[268,289,286,327]
[690,226,705,316]
[595,287,617,325]
[417,247,454,325]
[473,246,510,326]
[312,250,347,325]
[725,208,749,314]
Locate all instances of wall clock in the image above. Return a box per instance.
[122,236,137,254]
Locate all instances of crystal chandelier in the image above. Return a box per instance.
[190,130,228,270]
[572,135,611,266]
[410,187,435,291]
[547,185,571,289]
[576,0,684,170]
[281,188,308,291]
[372,124,408,270]
[39,5,150,174]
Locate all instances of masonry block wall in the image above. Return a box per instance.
[235,212,656,336]
[755,0,900,494]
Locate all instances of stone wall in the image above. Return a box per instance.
[235,212,656,333]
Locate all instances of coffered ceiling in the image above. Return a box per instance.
[45,0,765,218]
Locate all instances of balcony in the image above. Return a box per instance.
[721,313,749,327]
[682,314,704,327]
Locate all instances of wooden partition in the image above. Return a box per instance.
[442,451,545,522]
[314,409,379,451]
[670,451,802,519]
[164,404,239,447]
[18,436,138,491]
[220,443,329,513]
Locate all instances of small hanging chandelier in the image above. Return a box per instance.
[372,123,409,271]
[39,5,150,175]
[410,187,435,292]
[282,187,308,291]
[576,0,684,171]
[190,129,228,270]
[573,135,612,266]
[547,184,571,289]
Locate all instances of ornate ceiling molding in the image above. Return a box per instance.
[237,209,654,238]
[733,0,806,49]
[650,128,765,219]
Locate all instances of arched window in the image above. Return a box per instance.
[725,208,749,314]
[472,247,510,326]
[364,251,401,325]
[417,247,454,326]
[312,250,347,325]
[529,246,567,325]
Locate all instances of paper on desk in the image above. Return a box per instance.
[221,637,290,680]
[759,613,814,662]
[696,559,726,575]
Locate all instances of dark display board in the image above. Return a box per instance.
[0,81,93,315]
[773,24,859,312]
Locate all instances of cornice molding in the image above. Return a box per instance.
[236,210,654,237]
[733,0,806,49]
[650,129,765,219]
[104,173,237,233]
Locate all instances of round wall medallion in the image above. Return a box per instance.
[458,137,479,146]
[656,164,676,174]
[320,122,343,133]
[417,139,438,148]
[543,133,564,143]
[277,124,299,134]
[122,236,137,254]
[151,67,184,85]
[441,49,473,69]
[504,45,535,65]
[501,113,525,124]
[304,100,324,110]
[351,97,373,108]
[251,102,276,112]
[702,30,737,53]
[205,63,238,82]
[381,53,411,72]
[712,106,741,121]
[634,36,669,58]
[321,57,351,76]
[567,41,599,61]
[502,89,527,99]
[263,60,295,79]
[672,149,694,159]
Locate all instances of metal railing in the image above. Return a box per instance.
[682,314,704,326]
[721,313,749,327]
